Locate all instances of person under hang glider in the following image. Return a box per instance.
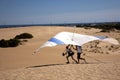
[74,45,87,64]
[62,44,77,64]
[34,31,119,54]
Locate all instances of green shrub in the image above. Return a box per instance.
[8,39,20,47]
[0,39,20,48]
[0,33,33,48]
[100,29,110,32]
[84,27,91,29]
[14,33,33,39]
[0,39,9,47]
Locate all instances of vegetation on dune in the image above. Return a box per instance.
[76,22,120,32]
[0,39,20,48]
[14,33,33,39]
[0,33,33,48]
[83,40,120,54]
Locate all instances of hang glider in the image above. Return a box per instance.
[34,32,119,53]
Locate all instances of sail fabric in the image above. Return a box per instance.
[40,32,119,48]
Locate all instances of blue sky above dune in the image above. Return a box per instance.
[0,0,120,25]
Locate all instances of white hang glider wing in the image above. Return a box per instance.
[34,32,119,53]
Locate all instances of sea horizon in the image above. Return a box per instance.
[0,21,120,28]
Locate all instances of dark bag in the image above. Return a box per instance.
[68,49,74,56]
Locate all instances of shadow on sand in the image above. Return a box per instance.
[25,61,105,69]
[26,64,65,69]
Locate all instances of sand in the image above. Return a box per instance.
[0,26,120,80]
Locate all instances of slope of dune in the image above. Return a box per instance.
[0,63,120,80]
[0,26,120,80]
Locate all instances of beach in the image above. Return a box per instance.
[0,26,120,80]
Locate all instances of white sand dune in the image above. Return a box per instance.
[0,26,120,80]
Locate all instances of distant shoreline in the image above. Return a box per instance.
[0,22,120,28]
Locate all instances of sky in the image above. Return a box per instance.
[0,0,120,25]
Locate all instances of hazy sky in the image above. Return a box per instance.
[0,0,120,25]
